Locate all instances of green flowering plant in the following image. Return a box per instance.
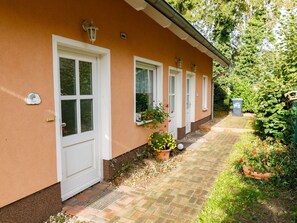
[235,136,289,176]
[140,103,169,129]
[148,131,176,152]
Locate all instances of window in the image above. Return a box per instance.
[134,57,163,122]
[202,75,208,111]
[135,63,157,113]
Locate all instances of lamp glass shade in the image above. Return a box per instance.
[87,26,98,43]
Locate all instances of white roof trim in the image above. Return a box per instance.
[124,0,230,67]
[143,4,172,28]
[125,0,148,11]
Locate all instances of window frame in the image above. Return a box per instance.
[134,56,163,123]
[202,75,208,111]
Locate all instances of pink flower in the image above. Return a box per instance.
[168,119,171,122]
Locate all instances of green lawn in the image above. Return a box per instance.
[196,133,297,223]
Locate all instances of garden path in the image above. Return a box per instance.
[63,114,254,222]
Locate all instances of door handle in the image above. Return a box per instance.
[61,122,67,128]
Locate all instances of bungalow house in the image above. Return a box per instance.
[0,0,229,222]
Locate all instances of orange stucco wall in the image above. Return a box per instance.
[0,0,212,207]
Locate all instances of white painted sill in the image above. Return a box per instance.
[136,120,153,126]
[202,108,208,112]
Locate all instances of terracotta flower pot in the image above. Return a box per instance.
[243,167,272,180]
[157,149,171,161]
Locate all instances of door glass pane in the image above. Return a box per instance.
[169,76,175,94]
[60,58,76,96]
[61,100,77,136]
[135,68,154,112]
[81,99,93,132]
[187,95,190,109]
[79,61,92,95]
[186,79,190,94]
[169,95,175,114]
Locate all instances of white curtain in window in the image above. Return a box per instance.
[136,68,153,106]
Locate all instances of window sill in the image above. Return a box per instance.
[136,120,152,126]
[202,108,208,112]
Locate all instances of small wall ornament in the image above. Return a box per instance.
[25,92,41,105]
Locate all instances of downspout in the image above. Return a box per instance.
[211,80,214,120]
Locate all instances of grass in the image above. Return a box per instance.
[196,132,297,223]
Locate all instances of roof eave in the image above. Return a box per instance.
[124,0,230,67]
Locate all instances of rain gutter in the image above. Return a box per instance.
[145,0,230,67]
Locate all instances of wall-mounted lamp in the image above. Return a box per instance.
[191,63,197,72]
[82,19,98,44]
[175,57,183,69]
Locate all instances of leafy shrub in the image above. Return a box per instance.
[214,75,257,113]
[214,82,229,111]
[229,76,257,112]
[254,76,295,145]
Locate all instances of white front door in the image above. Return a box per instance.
[186,72,196,134]
[168,74,177,139]
[59,51,100,200]
[186,77,191,133]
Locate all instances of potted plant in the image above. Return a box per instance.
[235,137,289,180]
[148,131,176,161]
[140,102,169,129]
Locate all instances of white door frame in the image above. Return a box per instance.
[52,35,112,195]
[186,71,196,133]
[168,67,182,139]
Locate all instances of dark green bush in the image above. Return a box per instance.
[255,76,295,145]
[214,82,229,111]
[229,76,257,113]
[214,75,258,113]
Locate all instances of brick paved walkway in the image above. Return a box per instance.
[63,114,253,222]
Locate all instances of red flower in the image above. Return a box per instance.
[252,149,257,156]
[239,157,243,163]
[166,104,169,108]
[164,125,167,128]
[279,171,283,176]
[276,149,280,153]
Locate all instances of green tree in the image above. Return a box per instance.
[255,8,297,144]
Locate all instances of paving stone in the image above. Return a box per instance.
[62,115,252,222]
